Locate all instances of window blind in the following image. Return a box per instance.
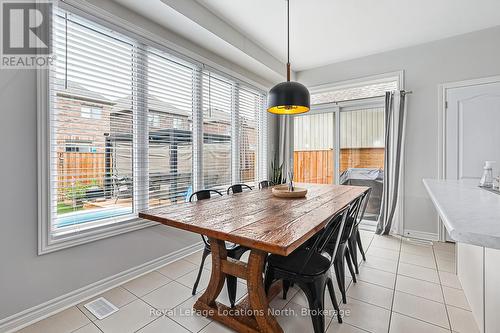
[238,86,264,183]
[146,48,196,208]
[311,81,398,105]
[51,11,137,230]
[47,8,267,239]
[202,71,233,190]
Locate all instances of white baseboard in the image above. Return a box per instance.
[403,229,439,242]
[0,242,203,333]
[359,220,377,232]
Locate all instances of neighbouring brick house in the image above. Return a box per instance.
[54,83,257,201]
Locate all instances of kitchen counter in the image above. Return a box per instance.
[423,178,500,333]
[423,178,500,250]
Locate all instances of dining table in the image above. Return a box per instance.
[139,183,368,333]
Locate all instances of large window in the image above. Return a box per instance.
[40,9,267,252]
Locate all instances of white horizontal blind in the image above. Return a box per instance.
[48,8,267,238]
[238,86,265,184]
[146,48,196,208]
[311,81,398,105]
[202,71,232,190]
[51,11,137,231]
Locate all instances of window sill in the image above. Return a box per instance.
[39,216,158,255]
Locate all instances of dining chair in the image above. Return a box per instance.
[258,180,273,189]
[264,205,350,333]
[327,193,366,303]
[189,189,248,307]
[348,188,371,274]
[226,183,253,194]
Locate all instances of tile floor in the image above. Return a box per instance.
[15,232,480,333]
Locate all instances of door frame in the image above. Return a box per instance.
[438,75,500,241]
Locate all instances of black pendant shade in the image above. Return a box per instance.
[267,0,310,115]
[267,81,310,115]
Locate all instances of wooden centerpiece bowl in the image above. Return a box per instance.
[271,185,308,198]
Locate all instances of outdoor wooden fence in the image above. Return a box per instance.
[57,152,106,197]
[293,148,384,184]
[294,150,334,184]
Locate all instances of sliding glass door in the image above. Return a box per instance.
[293,99,385,227]
[339,104,385,227]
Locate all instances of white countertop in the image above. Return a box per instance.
[423,178,500,249]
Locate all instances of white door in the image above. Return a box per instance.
[445,81,500,180]
[445,81,500,242]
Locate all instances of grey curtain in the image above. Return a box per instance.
[376,91,407,235]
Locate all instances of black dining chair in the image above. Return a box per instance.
[348,188,371,274]
[264,205,351,333]
[189,189,248,307]
[327,193,367,303]
[258,180,273,189]
[226,183,253,194]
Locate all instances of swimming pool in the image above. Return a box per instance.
[55,207,133,228]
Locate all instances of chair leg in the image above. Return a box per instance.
[357,231,367,261]
[226,249,247,308]
[333,255,346,304]
[282,280,291,300]
[327,278,342,323]
[226,275,237,308]
[192,248,211,295]
[301,280,327,333]
[349,232,360,274]
[264,267,274,295]
[345,250,357,283]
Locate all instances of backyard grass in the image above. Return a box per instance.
[57,202,83,214]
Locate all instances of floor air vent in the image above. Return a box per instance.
[84,297,119,320]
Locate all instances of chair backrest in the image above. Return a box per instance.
[354,187,372,227]
[189,189,223,202]
[259,180,272,189]
[227,183,253,195]
[189,189,223,247]
[338,194,366,245]
[297,204,351,274]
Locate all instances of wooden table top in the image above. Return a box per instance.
[139,184,368,256]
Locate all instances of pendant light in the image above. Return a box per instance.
[267,0,310,115]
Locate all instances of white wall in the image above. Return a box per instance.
[0,1,276,325]
[297,26,500,236]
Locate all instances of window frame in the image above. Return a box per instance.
[38,4,268,255]
[80,105,103,119]
[38,67,158,254]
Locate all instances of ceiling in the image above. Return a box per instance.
[112,0,500,79]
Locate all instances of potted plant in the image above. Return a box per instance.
[270,158,284,185]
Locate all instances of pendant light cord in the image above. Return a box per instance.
[286,0,291,81]
[287,0,290,64]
